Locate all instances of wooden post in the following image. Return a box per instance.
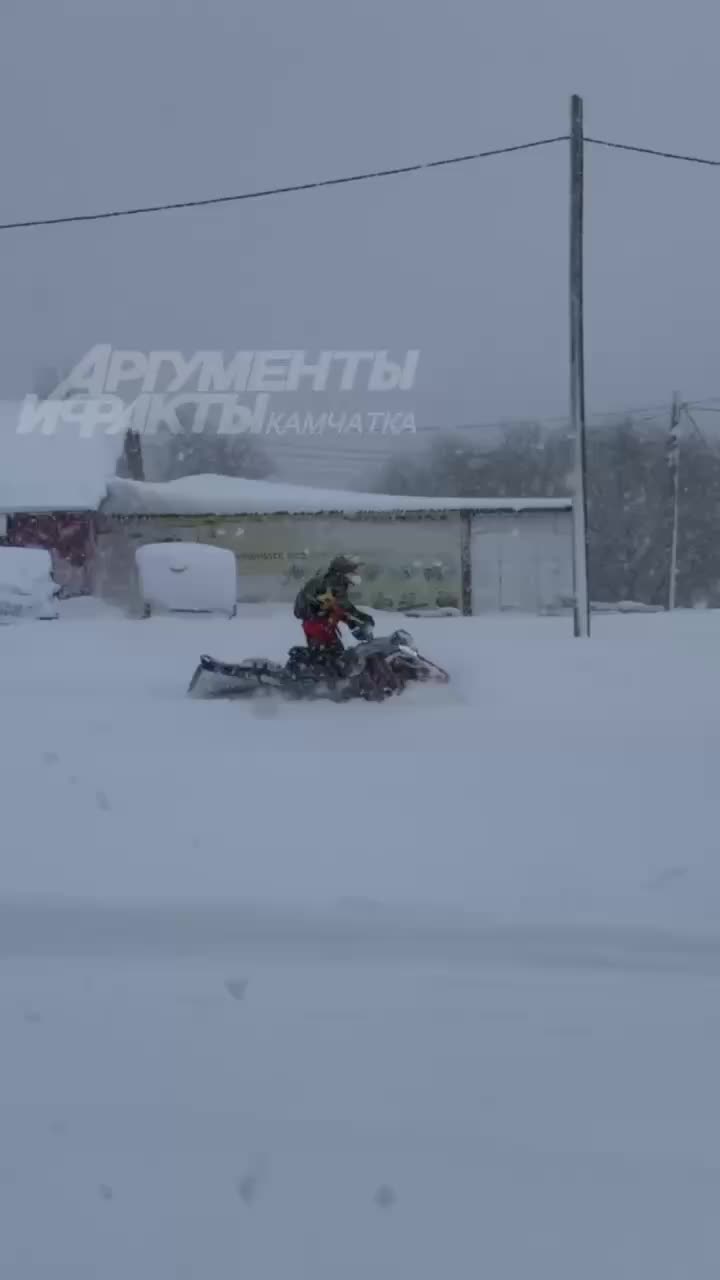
[460,511,473,615]
[122,428,144,481]
[569,94,590,637]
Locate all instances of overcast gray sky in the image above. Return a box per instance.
[1,0,719,446]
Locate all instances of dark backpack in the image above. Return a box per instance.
[294,571,326,620]
[293,586,308,620]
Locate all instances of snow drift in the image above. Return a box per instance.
[0,546,59,620]
[2,604,720,1280]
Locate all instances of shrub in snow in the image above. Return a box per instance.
[135,542,237,617]
[0,547,59,621]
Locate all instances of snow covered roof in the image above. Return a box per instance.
[0,403,124,514]
[103,474,572,517]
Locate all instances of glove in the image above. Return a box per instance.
[351,620,373,641]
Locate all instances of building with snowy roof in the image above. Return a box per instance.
[0,402,127,594]
[96,473,574,616]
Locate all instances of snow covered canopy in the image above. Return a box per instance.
[0,403,124,514]
[103,474,572,517]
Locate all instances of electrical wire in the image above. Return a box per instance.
[586,137,720,167]
[0,136,568,231]
[3,128,720,233]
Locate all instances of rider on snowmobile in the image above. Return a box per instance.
[293,555,374,670]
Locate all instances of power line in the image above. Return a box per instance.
[4,125,720,236]
[683,408,715,448]
[0,136,568,232]
[416,404,676,432]
[686,399,720,412]
[3,130,720,233]
[228,407,693,467]
[586,137,720,168]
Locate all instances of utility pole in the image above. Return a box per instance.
[667,391,682,611]
[569,93,590,637]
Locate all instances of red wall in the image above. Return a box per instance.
[6,513,95,594]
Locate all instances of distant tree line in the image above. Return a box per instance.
[373,417,720,608]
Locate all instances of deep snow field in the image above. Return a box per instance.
[2,602,720,1278]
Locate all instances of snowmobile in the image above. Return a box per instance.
[187,628,449,703]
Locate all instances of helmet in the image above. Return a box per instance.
[328,554,362,585]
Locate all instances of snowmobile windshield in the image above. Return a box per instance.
[391,629,415,648]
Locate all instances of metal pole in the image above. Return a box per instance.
[668,391,681,611]
[569,94,590,637]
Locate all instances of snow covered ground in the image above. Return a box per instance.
[2,604,720,1277]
